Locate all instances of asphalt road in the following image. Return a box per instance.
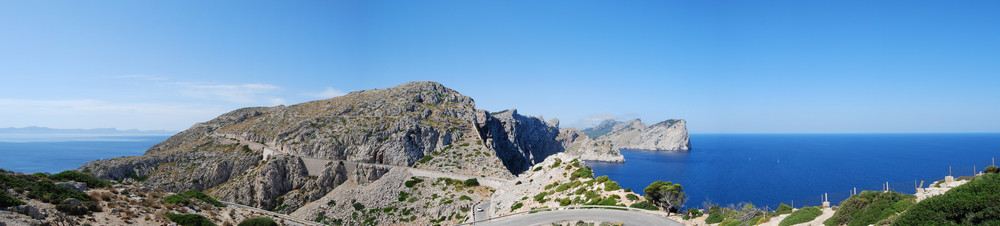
[477,209,682,226]
[471,202,491,222]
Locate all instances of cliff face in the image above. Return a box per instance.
[78,81,565,222]
[594,118,691,151]
[556,128,624,162]
[475,109,564,175]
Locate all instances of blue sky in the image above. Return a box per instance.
[2,1,999,133]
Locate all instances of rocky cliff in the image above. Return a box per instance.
[592,119,691,151]
[78,81,566,224]
[556,128,624,162]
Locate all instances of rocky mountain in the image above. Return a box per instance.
[590,119,691,151]
[579,120,621,139]
[77,81,567,225]
[556,128,624,163]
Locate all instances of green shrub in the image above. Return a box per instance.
[629,201,659,211]
[598,199,618,206]
[49,170,110,188]
[238,217,278,226]
[551,158,562,168]
[603,181,621,191]
[775,203,793,215]
[398,192,409,202]
[570,167,593,180]
[823,191,914,226]
[0,192,25,207]
[459,195,471,201]
[166,213,216,226]
[55,200,100,215]
[163,194,190,205]
[511,202,523,211]
[182,190,225,207]
[404,177,423,187]
[705,208,724,224]
[555,183,572,192]
[463,178,479,186]
[719,219,742,226]
[595,175,610,183]
[534,192,548,202]
[780,206,822,226]
[985,165,999,174]
[533,166,542,172]
[352,202,365,211]
[559,198,572,206]
[417,155,433,164]
[626,193,638,201]
[893,173,1000,225]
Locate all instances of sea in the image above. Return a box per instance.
[0,135,171,174]
[587,133,1000,211]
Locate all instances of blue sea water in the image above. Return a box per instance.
[0,135,170,174]
[587,133,1000,210]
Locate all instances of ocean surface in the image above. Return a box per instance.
[587,133,1000,210]
[0,135,170,174]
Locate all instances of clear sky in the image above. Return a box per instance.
[2,1,999,133]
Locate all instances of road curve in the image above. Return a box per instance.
[476,209,682,226]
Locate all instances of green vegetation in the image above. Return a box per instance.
[463,178,479,186]
[182,190,226,207]
[238,217,278,226]
[704,206,724,224]
[163,194,190,205]
[49,170,110,188]
[533,166,543,172]
[823,191,914,226]
[163,190,225,207]
[404,177,424,187]
[0,170,95,210]
[775,203,793,215]
[629,201,659,211]
[511,202,524,211]
[534,192,548,202]
[893,173,1000,225]
[625,193,638,201]
[570,167,593,180]
[551,158,562,168]
[780,206,822,226]
[0,192,25,207]
[985,165,999,174]
[459,195,472,201]
[643,180,686,212]
[682,208,704,220]
[398,192,409,202]
[352,202,365,211]
[603,181,621,191]
[417,155,433,164]
[166,213,216,226]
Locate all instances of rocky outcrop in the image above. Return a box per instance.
[475,109,564,175]
[557,128,624,162]
[593,119,690,151]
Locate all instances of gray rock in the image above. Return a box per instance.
[55,181,87,192]
[62,198,81,204]
[475,109,564,175]
[11,205,45,219]
[593,119,690,151]
[557,128,624,163]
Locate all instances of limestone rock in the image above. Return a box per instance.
[593,118,690,151]
[55,181,87,192]
[557,128,624,162]
[475,109,564,175]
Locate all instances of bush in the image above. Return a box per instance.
[595,175,610,183]
[0,192,25,207]
[49,170,110,188]
[56,201,100,215]
[626,194,638,201]
[629,201,659,211]
[985,165,999,174]
[182,190,226,207]
[463,178,479,186]
[511,202,523,211]
[534,192,548,202]
[459,195,472,201]
[398,192,409,202]
[238,217,278,226]
[352,202,365,211]
[533,166,543,172]
[570,167,593,180]
[775,203,793,215]
[163,194,190,205]
[719,219,742,226]
[598,199,618,206]
[893,173,1000,225]
[404,177,423,188]
[603,181,621,191]
[779,206,822,226]
[705,208,724,224]
[551,158,562,168]
[417,155,433,164]
[166,213,216,226]
[823,191,914,226]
